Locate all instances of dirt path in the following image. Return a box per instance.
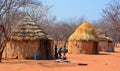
[0,47,120,71]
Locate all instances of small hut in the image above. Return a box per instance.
[98,32,114,52]
[68,22,98,54]
[4,16,54,59]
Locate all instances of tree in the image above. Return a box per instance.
[0,0,46,31]
[40,17,85,41]
[0,0,48,62]
[0,25,7,62]
[102,0,120,43]
[27,4,50,24]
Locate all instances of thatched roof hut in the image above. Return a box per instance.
[68,22,99,54]
[3,16,54,59]
[98,32,114,52]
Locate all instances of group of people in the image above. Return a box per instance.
[54,45,68,59]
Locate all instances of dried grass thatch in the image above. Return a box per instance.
[10,16,52,41]
[98,33,108,41]
[68,22,98,41]
[98,33,113,42]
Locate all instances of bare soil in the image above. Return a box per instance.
[0,46,120,71]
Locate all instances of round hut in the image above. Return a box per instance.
[4,16,54,59]
[68,22,98,54]
[98,32,114,52]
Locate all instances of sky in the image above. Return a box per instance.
[43,0,112,21]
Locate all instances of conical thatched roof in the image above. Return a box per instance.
[98,33,113,41]
[68,22,98,41]
[10,16,52,41]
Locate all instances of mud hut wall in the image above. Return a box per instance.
[98,41,109,52]
[68,41,82,54]
[4,40,39,59]
[80,41,96,54]
[82,41,94,54]
[68,41,95,54]
[67,41,73,54]
[108,42,115,52]
[49,40,54,58]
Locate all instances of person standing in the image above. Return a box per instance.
[58,47,62,59]
[54,45,58,59]
[63,45,68,58]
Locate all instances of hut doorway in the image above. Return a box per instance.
[93,42,98,54]
[44,40,49,59]
[38,39,52,59]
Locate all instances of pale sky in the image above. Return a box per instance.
[43,0,112,21]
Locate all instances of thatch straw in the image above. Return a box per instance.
[98,33,113,41]
[10,16,52,41]
[68,22,98,41]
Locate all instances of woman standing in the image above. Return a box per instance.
[54,45,58,59]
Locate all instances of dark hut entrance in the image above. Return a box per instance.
[93,42,98,54]
[38,39,53,59]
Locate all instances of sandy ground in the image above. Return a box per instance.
[0,47,120,71]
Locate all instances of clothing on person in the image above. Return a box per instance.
[62,46,68,58]
[63,46,68,53]
[54,45,58,59]
[58,47,62,58]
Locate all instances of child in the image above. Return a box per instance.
[58,47,62,58]
[62,46,68,59]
